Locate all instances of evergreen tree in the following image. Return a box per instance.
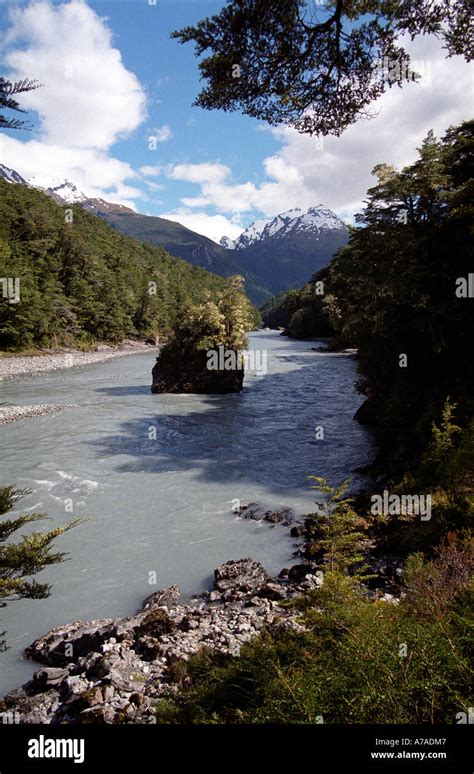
[0,77,41,130]
[0,486,81,651]
[269,120,473,479]
[306,477,368,576]
[0,179,246,350]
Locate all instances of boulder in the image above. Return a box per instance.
[239,503,265,520]
[24,618,117,667]
[264,507,294,524]
[287,563,315,583]
[257,582,287,600]
[31,667,69,690]
[214,558,269,593]
[137,586,180,613]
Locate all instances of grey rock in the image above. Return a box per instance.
[214,558,269,593]
[32,667,69,689]
[258,582,287,600]
[264,507,294,524]
[287,563,315,583]
[137,586,181,613]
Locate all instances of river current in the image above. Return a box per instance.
[0,331,373,694]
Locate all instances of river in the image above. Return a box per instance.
[0,331,373,694]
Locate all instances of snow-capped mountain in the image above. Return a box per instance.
[28,176,88,204]
[0,163,28,186]
[0,165,87,203]
[220,219,269,250]
[218,205,349,300]
[222,206,346,251]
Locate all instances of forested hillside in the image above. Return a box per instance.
[92,207,272,307]
[0,180,256,350]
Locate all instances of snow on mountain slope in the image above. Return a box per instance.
[219,235,237,249]
[83,198,136,215]
[28,176,87,204]
[223,206,346,251]
[0,163,28,186]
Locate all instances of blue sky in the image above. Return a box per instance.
[0,0,472,242]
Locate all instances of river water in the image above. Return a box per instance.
[0,331,373,694]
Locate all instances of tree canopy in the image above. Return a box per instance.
[172,0,473,136]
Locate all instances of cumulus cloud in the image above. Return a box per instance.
[3,0,146,148]
[144,181,165,192]
[159,207,244,244]
[170,162,230,185]
[0,0,147,203]
[140,165,163,177]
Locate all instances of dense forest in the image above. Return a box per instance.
[0,179,258,350]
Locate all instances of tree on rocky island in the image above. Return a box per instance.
[0,486,81,651]
[151,275,255,393]
[172,0,472,137]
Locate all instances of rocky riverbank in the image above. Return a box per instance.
[0,404,75,424]
[0,555,322,724]
[0,501,400,724]
[0,341,155,382]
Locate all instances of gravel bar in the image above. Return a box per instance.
[0,342,155,382]
[0,404,75,424]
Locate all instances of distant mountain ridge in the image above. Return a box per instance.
[0,164,349,306]
[221,206,346,250]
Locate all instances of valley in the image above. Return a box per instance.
[0,163,349,306]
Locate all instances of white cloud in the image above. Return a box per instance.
[159,208,244,243]
[167,35,473,226]
[144,181,165,192]
[170,162,230,185]
[0,8,471,236]
[0,133,142,207]
[3,0,146,148]
[140,165,163,176]
[148,125,172,144]
[0,0,147,204]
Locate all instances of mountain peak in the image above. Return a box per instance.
[219,235,236,249]
[223,205,346,251]
[28,176,87,204]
